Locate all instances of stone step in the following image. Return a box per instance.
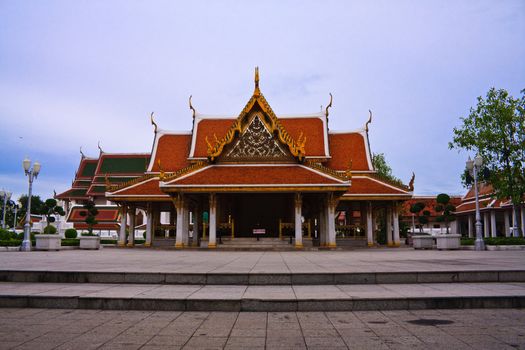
[0,281,524,312]
[1,269,524,285]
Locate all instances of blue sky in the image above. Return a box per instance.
[1,0,524,201]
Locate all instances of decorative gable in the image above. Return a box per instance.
[221,114,292,162]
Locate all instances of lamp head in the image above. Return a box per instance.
[23,157,31,172]
[33,161,41,177]
[0,190,4,197]
[6,191,11,200]
[466,157,474,171]
[474,154,483,167]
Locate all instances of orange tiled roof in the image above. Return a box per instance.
[67,206,120,222]
[150,134,192,172]
[344,176,410,196]
[325,132,371,171]
[164,165,346,186]
[192,119,235,158]
[108,177,167,197]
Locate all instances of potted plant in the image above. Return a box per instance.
[35,225,61,251]
[434,193,460,250]
[410,202,433,249]
[80,232,101,250]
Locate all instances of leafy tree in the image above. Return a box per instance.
[40,198,65,230]
[409,202,427,233]
[17,195,44,223]
[372,153,403,184]
[79,200,98,234]
[449,88,525,236]
[434,193,456,234]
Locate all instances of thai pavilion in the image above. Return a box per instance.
[57,69,414,249]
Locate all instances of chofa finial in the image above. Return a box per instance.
[325,93,333,118]
[189,95,196,119]
[150,112,158,133]
[254,67,260,96]
[408,172,415,191]
[80,146,85,159]
[97,141,103,153]
[365,109,373,132]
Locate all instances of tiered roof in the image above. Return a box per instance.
[455,183,522,214]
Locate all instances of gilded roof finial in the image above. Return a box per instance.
[325,93,333,118]
[189,95,196,119]
[254,67,260,96]
[345,159,353,179]
[158,159,165,180]
[80,146,85,159]
[150,112,158,133]
[97,141,104,153]
[104,173,111,190]
[365,109,373,132]
[408,172,415,191]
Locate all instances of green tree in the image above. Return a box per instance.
[17,195,44,224]
[372,153,403,184]
[449,88,525,236]
[434,193,456,234]
[410,202,428,233]
[79,200,98,234]
[40,198,65,230]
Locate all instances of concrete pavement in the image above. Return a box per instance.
[0,308,523,349]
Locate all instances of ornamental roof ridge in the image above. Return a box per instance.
[303,159,350,182]
[161,160,209,182]
[366,172,411,192]
[107,173,156,193]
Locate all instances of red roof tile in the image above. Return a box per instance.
[165,165,346,186]
[67,206,120,222]
[344,176,410,196]
[279,118,326,157]
[325,132,371,171]
[192,119,235,158]
[109,177,167,196]
[150,134,191,172]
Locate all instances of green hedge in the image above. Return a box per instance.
[101,239,118,245]
[61,239,80,246]
[65,228,78,239]
[0,239,22,247]
[461,237,525,246]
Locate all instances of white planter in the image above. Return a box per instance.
[412,235,434,249]
[80,236,101,250]
[35,234,61,251]
[435,234,461,250]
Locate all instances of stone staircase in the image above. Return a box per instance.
[217,237,294,250]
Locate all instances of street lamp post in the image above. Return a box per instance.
[21,157,41,252]
[466,154,485,251]
[13,205,19,233]
[0,189,12,229]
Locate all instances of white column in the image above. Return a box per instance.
[490,210,497,237]
[386,205,393,246]
[294,193,303,249]
[208,193,217,248]
[521,206,525,237]
[319,203,326,246]
[468,215,474,238]
[145,204,153,247]
[503,210,510,237]
[327,193,337,248]
[127,206,135,247]
[366,201,374,247]
[193,207,200,247]
[175,194,185,249]
[182,201,189,246]
[393,202,400,246]
[483,212,490,238]
[118,205,127,247]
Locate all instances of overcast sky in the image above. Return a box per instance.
[1,0,524,201]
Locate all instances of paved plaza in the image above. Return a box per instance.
[0,308,524,349]
[1,248,525,274]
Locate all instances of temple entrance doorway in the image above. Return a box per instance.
[220,193,293,238]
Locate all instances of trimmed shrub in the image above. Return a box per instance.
[485,237,525,246]
[61,239,80,246]
[461,238,475,246]
[100,239,118,245]
[0,229,16,240]
[0,239,22,247]
[81,232,97,237]
[43,225,57,235]
[64,228,78,239]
